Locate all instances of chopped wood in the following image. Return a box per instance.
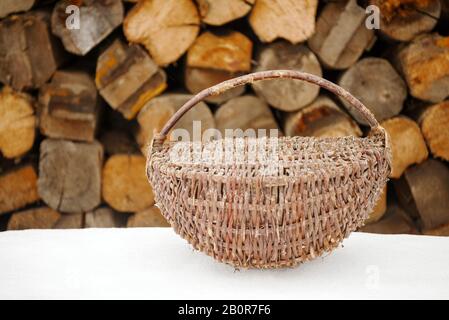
[102,154,154,212]
[338,57,407,125]
[283,96,362,138]
[395,33,449,103]
[53,213,84,229]
[136,94,215,154]
[0,165,39,215]
[38,139,103,213]
[252,42,322,112]
[124,0,200,66]
[186,31,253,73]
[359,203,419,235]
[185,31,252,104]
[365,186,388,224]
[85,207,126,228]
[423,223,449,236]
[370,0,441,42]
[308,0,376,70]
[0,11,64,90]
[196,0,254,26]
[0,0,35,18]
[394,159,449,231]
[51,0,124,56]
[127,206,170,228]
[381,116,428,178]
[249,0,318,44]
[419,101,449,161]
[7,206,60,230]
[185,67,245,104]
[39,70,99,142]
[99,130,139,156]
[0,87,36,159]
[96,40,167,120]
[215,95,279,136]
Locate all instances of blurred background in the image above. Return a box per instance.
[0,0,448,235]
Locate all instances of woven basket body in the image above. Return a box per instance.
[147,71,391,269]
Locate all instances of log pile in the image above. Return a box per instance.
[0,0,448,235]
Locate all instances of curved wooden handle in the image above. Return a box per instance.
[154,70,383,144]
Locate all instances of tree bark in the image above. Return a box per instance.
[0,10,64,90]
[39,70,99,142]
[96,40,167,120]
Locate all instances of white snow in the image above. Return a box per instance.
[0,228,448,299]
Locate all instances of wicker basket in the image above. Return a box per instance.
[147,70,391,269]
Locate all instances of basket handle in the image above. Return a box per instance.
[153,70,384,144]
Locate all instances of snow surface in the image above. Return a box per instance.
[0,228,448,299]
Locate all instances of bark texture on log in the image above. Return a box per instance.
[370,0,441,42]
[419,100,449,161]
[0,87,36,159]
[102,154,154,212]
[127,206,170,228]
[394,159,449,231]
[249,0,318,44]
[7,206,60,230]
[308,0,376,70]
[38,139,103,213]
[283,96,362,138]
[39,70,99,142]
[96,40,167,120]
[0,11,64,90]
[52,0,124,56]
[381,116,428,178]
[124,0,200,66]
[252,42,322,112]
[196,0,254,26]
[395,33,449,103]
[338,58,407,125]
[0,165,39,215]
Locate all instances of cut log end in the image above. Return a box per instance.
[419,101,449,161]
[127,206,170,228]
[124,0,200,66]
[249,0,318,44]
[197,0,254,26]
[7,206,61,230]
[102,154,154,213]
[0,87,35,159]
[338,58,407,125]
[252,42,322,112]
[381,116,428,178]
[283,96,362,138]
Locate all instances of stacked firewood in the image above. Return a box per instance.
[0,0,448,235]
